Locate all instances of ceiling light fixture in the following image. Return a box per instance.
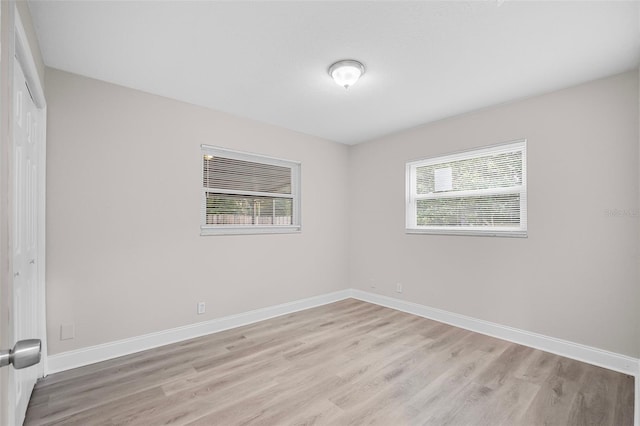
[328,59,365,89]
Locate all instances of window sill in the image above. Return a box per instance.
[201,225,301,236]
[406,228,527,238]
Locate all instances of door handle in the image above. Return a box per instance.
[0,339,41,369]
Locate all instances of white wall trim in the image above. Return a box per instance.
[46,290,351,374]
[14,5,45,108]
[48,289,640,383]
[635,359,639,426]
[351,289,639,376]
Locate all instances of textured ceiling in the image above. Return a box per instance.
[29,1,640,145]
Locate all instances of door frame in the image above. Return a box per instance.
[14,3,48,380]
[0,2,47,425]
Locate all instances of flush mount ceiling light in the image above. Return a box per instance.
[328,59,365,89]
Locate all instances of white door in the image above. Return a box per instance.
[9,56,43,426]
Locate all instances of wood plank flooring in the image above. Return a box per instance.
[25,299,634,425]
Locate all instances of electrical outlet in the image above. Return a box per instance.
[60,323,75,340]
[396,283,403,293]
[197,302,206,315]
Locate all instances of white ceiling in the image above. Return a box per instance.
[29,1,640,145]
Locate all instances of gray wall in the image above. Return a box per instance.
[349,70,639,357]
[45,68,350,354]
[46,67,639,359]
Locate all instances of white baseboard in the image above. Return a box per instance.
[351,289,639,377]
[48,288,639,385]
[46,290,352,374]
[359,289,640,426]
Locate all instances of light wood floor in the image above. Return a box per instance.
[25,299,634,425]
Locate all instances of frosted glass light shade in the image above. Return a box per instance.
[329,60,365,89]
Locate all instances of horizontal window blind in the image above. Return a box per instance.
[406,140,527,237]
[201,145,301,235]
[203,157,292,195]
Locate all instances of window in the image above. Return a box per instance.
[201,145,301,235]
[406,140,527,237]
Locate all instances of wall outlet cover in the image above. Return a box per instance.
[60,323,75,340]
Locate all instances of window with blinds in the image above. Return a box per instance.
[406,140,527,237]
[201,145,301,235]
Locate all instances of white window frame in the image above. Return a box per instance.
[201,145,301,236]
[406,139,527,238]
